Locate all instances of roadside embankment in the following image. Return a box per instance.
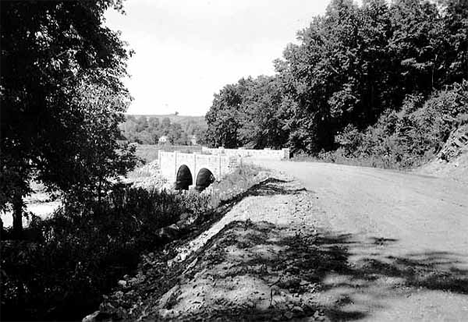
[84,173,332,321]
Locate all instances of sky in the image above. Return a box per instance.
[104,0,332,116]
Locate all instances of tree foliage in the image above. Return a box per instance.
[0,0,136,236]
[205,81,247,148]
[334,81,468,168]
[205,76,288,148]
[120,115,206,145]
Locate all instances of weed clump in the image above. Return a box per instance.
[0,186,210,321]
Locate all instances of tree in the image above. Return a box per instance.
[388,0,447,95]
[438,0,468,83]
[276,2,357,153]
[0,0,135,237]
[193,127,207,146]
[161,117,171,129]
[49,81,138,204]
[237,76,288,148]
[167,123,184,144]
[135,116,149,132]
[273,0,464,154]
[204,0,467,156]
[148,116,160,129]
[205,80,251,148]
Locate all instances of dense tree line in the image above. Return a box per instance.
[205,0,468,160]
[119,115,207,145]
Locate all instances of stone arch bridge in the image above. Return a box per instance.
[158,148,289,190]
[158,151,237,190]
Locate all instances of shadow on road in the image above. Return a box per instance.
[183,220,468,321]
[168,178,468,321]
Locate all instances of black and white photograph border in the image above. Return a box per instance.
[1,0,468,321]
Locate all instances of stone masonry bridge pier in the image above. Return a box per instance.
[158,147,290,190]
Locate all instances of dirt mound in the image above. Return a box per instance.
[416,124,468,184]
[438,124,468,161]
[155,220,329,321]
[124,160,169,190]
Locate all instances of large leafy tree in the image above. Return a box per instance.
[205,80,251,148]
[438,0,468,84]
[49,80,138,204]
[205,76,289,149]
[0,0,137,237]
[277,0,364,152]
[237,75,288,148]
[387,0,447,96]
[275,0,466,154]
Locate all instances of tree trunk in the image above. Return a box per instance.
[12,193,24,239]
[97,179,102,208]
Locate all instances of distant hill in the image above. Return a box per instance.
[121,114,207,145]
[128,114,206,128]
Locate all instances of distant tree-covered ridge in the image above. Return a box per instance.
[204,0,468,168]
[120,114,207,145]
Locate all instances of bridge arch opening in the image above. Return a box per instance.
[195,168,215,192]
[175,164,193,190]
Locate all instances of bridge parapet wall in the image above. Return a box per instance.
[158,151,236,186]
[201,147,290,160]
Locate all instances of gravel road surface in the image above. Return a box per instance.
[254,160,468,321]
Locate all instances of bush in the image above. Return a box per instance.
[324,81,468,169]
[0,185,212,321]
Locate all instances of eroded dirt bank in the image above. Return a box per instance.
[89,163,468,321]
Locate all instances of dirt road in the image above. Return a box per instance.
[257,160,468,255]
[254,160,468,321]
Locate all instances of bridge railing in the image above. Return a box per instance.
[201,147,290,160]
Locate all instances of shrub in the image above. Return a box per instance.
[324,81,468,169]
[0,185,212,321]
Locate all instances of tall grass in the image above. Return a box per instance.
[0,186,210,321]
